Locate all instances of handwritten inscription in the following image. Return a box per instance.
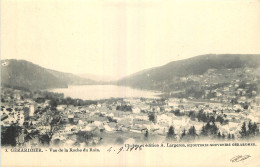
[107,144,144,154]
[230,155,251,162]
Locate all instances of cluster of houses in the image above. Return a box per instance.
[31,96,260,145]
[1,79,260,146]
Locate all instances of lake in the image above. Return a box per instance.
[49,85,161,100]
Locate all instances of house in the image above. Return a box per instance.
[57,105,66,111]
[68,114,74,124]
[103,124,113,132]
[132,107,141,114]
[157,114,173,125]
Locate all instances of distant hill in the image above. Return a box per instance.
[1,59,96,90]
[47,69,96,85]
[117,54,260,91]
[78,73,118,82]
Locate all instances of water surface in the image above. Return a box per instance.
[50,85,161,100]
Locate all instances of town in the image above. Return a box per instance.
[1,68,260,147]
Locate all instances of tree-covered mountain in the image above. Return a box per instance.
[1,59,96,90]
[46,69,96,85]
[117,54,260,91]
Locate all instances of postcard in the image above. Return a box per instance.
[1,0,260,166]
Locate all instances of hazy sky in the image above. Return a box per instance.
[2,0,260,79]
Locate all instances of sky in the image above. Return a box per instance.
[2,0,260,80]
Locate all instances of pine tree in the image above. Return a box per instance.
[216,115,224,124]
[187,126,197,140]
[205,122,211,131]
[145,130,149,138]
[253,123,259,136]
[206,113,210,121]
[188,126,197,137]
[228,133,231,140]
[148,112,156,123]
[248,121,253,136]
[167,126,176,139]
[239,122,247,138]
[209,115,216,122]
[217,132,221,139]
[222,134,225,139]
[211,122,218,135]
[200,125,207,136]
[181,129,186,139]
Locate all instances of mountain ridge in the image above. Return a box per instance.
[117,54,260,91]
[2,54,260,91]
[1,59,96,90]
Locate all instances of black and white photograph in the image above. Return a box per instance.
[1,0,260,166]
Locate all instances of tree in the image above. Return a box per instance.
[186,126,197,140]
[252,123,259,136]
[200,122,219,138]
[144,130,149,140]
[228,133,231,140]
[197,110,208,122]
[181,129,186,139]
[235,109,242,113]
[188,126,196,137]
[39,134,51,146]
[49,99,58,110]
[243,104,249,110]
[200,125,207,136]
[211,122,218,135]
[209,116,216,122]
[248,121,253,136]
[205,122,211,131]
[231,134,235,139]
[1,98,6,103]
[239,122,247,138]
[148,113,156,123]
[76,131,95,145]
[222,134,226,139]
[167,126,176,139]
[172,109,182,116]
[217,132,221,139]
[1,125,21,146]
[247,122,259,137]
[188,111,196,120]
[231,99,238,105]
[216,115,224,124]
